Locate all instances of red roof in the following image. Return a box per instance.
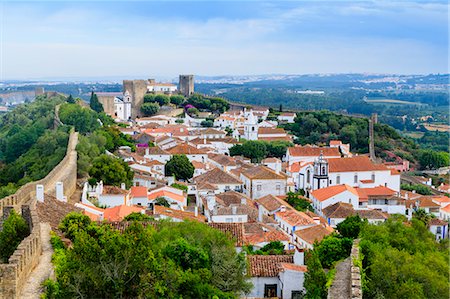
[130,186,148,198]
[356,186,397,201]
[311,184,359,202]
[103,205,145,222]
[288,146,340,157]
[328,156,389,173]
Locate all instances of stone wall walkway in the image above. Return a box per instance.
[328,257,351,299]
[19,223,54,299]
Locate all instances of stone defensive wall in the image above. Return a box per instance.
[350,239,362,299]
[0,130,78,215]
[0,205,42,298]
[0,129,78,298]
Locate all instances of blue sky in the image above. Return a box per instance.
[1,1,448,80]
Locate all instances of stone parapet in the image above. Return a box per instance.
[350,239,362,299]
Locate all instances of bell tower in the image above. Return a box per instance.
[313,151,329,190]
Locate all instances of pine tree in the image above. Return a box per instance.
[67,94,76,104]
[304,251,327,299]
[89,91,104,113]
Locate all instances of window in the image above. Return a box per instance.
[336,175,340,184]
[307,170,311,184]
[264,284,277,298]
[437,227,442,234]
[257,185,262,191]
[226,218,233,223]
[225,186,230,191]
[276,184,281,190]
[371,173,375,181]
[292,291,304,299]
[330,180,332,184]
[354,174,358,183]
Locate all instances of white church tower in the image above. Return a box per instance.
[243,109,258,140]
[313,152,329,190]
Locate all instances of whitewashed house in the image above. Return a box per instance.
[241,165,288,199]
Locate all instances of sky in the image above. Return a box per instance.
[0,0,448,80]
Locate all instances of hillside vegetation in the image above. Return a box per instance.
[0,95,70,198]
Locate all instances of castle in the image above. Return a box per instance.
[97,75,194,120]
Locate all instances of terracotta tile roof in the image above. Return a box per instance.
[258,127,287,135]
[328,156,389,173]
[258,136,293,142]
[244,224,290,245]
[262,157,281,163]
[201,128,226,135]
[329,140,343,146]
[167,143,208,155]
[256,194,286,212]
[130,186,148,198]
[104,205,145,222]
[216,191,251,207]
[143,160,164,166]
[390,169,401,175]
[153,205,206,222]
[322,202,387,220]
[276,209,315,227]
[356,186,397,201]
[208,223,245,246]
[241,165,287,180]
[208,153,237,166]
[103,185,129,195]
[280,112,296,117]
[279,263,307,272]
[294,224,333,245]
[37,195,82,230]
[400,190,422,200]
[441,203,450,213]
[148,189,186,203]
[322,202,354,218]
[430,196,450,204]
[360,179,374,183]
[288,146,340,157]
[248,255,294,277]
[405,197,440,208]
[429,218,448,226]
[192,161,207,169]
[146,146,170,155]
[194,168,242,185]
[311,184,358,202]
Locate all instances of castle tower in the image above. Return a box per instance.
[123,80,148,119]
[179,75,194,97]
[313,152,329,190]
[243,110,258,140]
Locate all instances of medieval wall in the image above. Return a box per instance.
[97,95,116,115]
[0,205,42,299]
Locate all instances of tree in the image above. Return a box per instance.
[43,214,251,299]
[286,192,314,212]
[154,94,170,106]
[170,95,185,106]
[155,197,170,207]
[0,210,30,262]
[143,94,156,103]
[187,107,199,116]
[418,150,449,170]
[200,120,214,127]
[124,212,153,222]
[336,215,365,239]
[88,154,134,188]
[59,103,100,134]
[165,154,194,181]
[67,94,76,104]
[171,183,188,192]
[304,251,327,299]
[314,234,353,268]
[412,208,434,225]
[89,92,104,113]
[140,103,159,116]
[58,212,92,240]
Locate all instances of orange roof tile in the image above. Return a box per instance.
[148,190,186,203]
[356,186,397,201]
[103,205,145,222]
[167,143,208,155]
[328,156,389,173]
[288,146,340,157]
[276,209,315,227]
[153,205,206,222]
[130,186,148,198]
[294,224,333,245]
[241,165,287,180]
[311,184,359,202]
[279,263,308,272]
[248,255,294,277]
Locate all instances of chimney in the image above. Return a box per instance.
[36,184,44,202]
[294,247,305,265]
[241,197,247,205]
[206,191,216,208]
[258,204,264,222]
[280,205,286,213]
[145,148,149,156]
[194,206,198,217]
[405,192,409,200]
[232,206,237,215]
[121,183,126,190]
[55,182,64,201]
[412,190,416,194]
[313,217,320,225]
